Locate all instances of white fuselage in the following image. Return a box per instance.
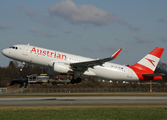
[2,44,139,81]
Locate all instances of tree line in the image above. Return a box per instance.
[0,61,44,87]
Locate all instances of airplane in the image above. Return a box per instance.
[1,44,165,84]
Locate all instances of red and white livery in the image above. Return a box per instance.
[2,44,165,83]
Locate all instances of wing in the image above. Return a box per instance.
[70,48,122,72]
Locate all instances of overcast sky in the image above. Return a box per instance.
[0,0,167,67]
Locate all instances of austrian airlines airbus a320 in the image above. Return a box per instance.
[2,44,165,83]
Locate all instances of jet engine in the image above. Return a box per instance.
[53,62,70,74]
[47,62,71,76]
[46,67,59,76]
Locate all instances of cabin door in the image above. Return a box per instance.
[22,45,29,56]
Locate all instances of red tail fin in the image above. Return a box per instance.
[129,47,164,80]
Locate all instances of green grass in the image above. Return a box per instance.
[0,107,167,120]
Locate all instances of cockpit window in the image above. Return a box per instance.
[9,46,18,50]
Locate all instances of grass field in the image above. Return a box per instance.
[0,105,167,120]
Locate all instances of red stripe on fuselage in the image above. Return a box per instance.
[129,63,154,80]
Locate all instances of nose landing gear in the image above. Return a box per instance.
[20,62,25,72]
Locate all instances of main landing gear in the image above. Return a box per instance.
[70,74,82,84]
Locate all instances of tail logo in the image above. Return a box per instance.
[145,58,155,67]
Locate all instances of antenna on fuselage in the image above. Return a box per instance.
[28,43,30,46]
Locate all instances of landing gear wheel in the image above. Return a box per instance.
[76,77,82,83]
[71,79,75,84]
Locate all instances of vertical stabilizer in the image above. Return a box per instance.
[137,47,164,72]
[129,47,164,80]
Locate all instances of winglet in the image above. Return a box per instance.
[112,48,122,58]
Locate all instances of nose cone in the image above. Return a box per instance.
[2,49,6,55]
[2,48,15,59]
[2,49,9,57]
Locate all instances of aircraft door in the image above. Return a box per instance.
[22,45,29,56]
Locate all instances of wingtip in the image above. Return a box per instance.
[112,48,122,58]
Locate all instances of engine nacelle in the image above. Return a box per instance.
[53,62,70,74]
[46,67,59,76]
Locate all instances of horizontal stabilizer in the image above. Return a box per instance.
[142,73,166,77]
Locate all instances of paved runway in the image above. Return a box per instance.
[1,96,167,105]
